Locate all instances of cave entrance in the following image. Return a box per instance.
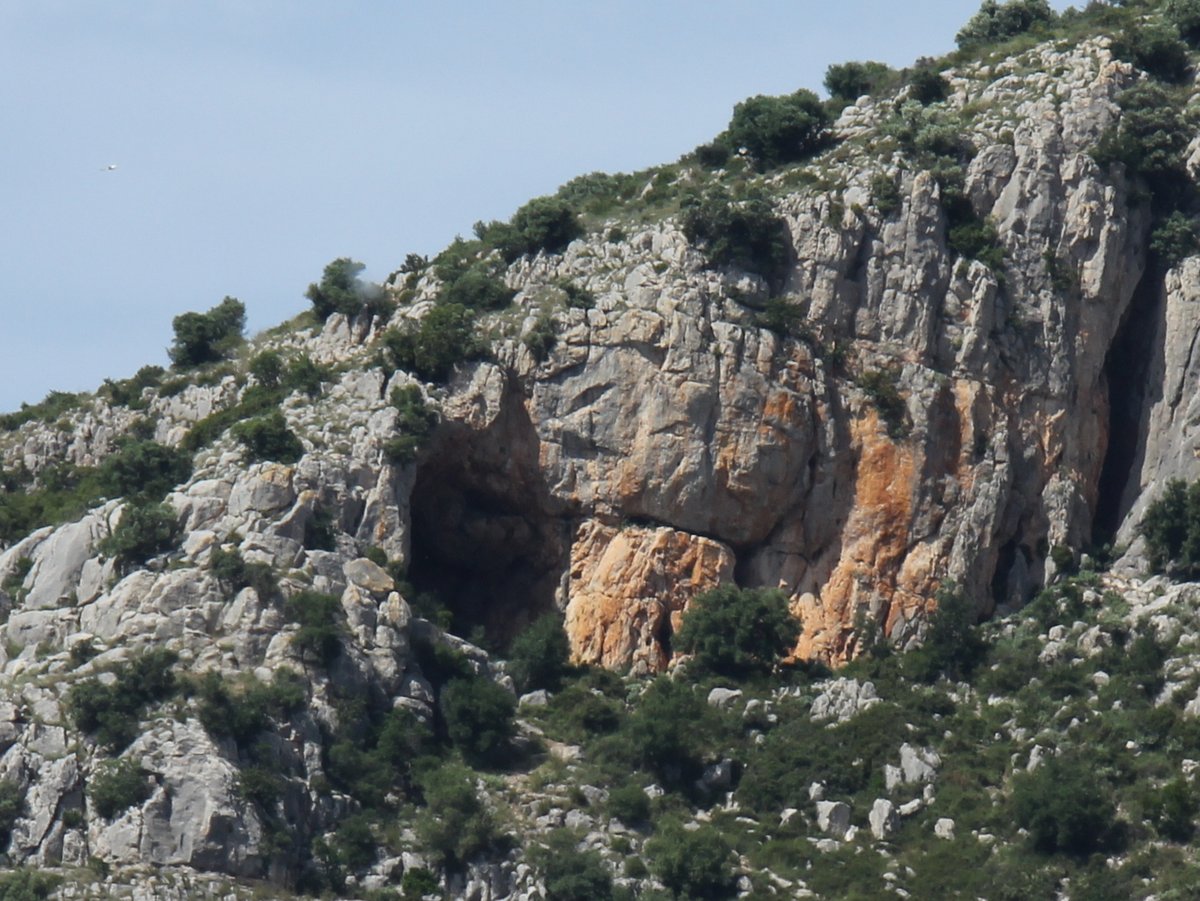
[406,386,568,650]
[1093,269,1165,546]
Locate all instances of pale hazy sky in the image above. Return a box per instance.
[0,1,1072,412]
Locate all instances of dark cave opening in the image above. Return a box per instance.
[1093,271,1165,547]
[405,391,568,651]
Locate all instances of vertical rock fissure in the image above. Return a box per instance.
[1093,267,1165,546]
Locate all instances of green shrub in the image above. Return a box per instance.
[303,504,337,552]
[756,297,810,339]
[415,762,508,871]
[208,546,278,600]
[248,350,284,388]
[507,613,572,693]
[0,869,60,900]
[824,61,895,104]
[724,89,831,171]
[1112,22,1191,84]
[196,669,305,750]
[440,676,516,767]
[325,706,433,809]
[89,758,151,819]
[99,439,192,502]
[284,590,343,666]
[675,586,799,678]
[1151,778,1198,841]
[1094,82,1191,200]
[236,765,284,811]
[379,304,486,383]
[646,819,734,899]
[523,314,557,363]
[306,258,383,321]
[858,368,909,439]
[231,411,304,464]
[0,780,24,850]
[558,279,595,310]
[168,296,245,369]
[400,868,439,900]
[0,390,85,432]
[384,385,439,465]
[536,831,614,901]
[606,677,722,787]
[67,649,179,751]
[907,64,950,105]
[481,196,583,262]
[280,353,330,398]
[1012,752,1122,856]
[1150,211,1199,268]
[606,782,651,825]
[871,173,903,216]
[1140,478,1200,576]
[100,365,164,409]
[100,500,181,571]
[681,188,791,287]
[1167,0,1200,44]
[955,0,1056,51]
[947,213,1005,270]
[903,584,984,682]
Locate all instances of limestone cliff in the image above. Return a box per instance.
[0,23,1198,894]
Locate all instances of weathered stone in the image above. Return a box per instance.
[815,800,851,838]
[869,798,899,839]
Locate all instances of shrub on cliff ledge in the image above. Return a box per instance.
[168,296,245,369]
[724,89,831,171]
[681,188,791,287]
[955,0,1056,51]
[676,586,799,678]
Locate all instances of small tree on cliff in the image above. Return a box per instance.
[675,585,799,678]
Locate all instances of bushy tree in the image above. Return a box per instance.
[536,832,614,901]
[306,258,381,321]
[415,762,507,871]
[168,296,245,368]
[675,586,798,677]
[1140,478,1200,576]
[507,613,572,693]
[724,89,830,170]
[1012,753,1121,856]
[231,411,304,464]
[383,385,439,464]
[100,500,181,571]
[1094,82,1191,199]
[613,677,720,786]
[904,583,984,682]
[379,304,485,383]
[955,0,1056,50]
[1167,0,1200,44]
[646,819,735,899]
[248,349,284,388]
[1149,211,1200,268]
[284,590,343,666]
[67,649,178,751]
[1113,21,1191,83]
[824,61,895,104]
[89,759,151,819]
[681,188,791,286]
[908,64,951,105]
[496,196,583,261]
[440,676,516,767]
[99,439,192,502]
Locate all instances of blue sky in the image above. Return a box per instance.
[0,1,1071,413]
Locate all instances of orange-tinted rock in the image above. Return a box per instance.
[564,520,734,674]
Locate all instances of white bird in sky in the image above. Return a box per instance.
[101,164,117,172]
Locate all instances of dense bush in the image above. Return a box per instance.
[195,669,305,751]
[100,500,181,571]
[306,258,384,321]
[646,819,735,899]
[1149,211,1200,268]
[871,173,903,216]
[482,196,583,262]
[1167,0,1200,44]
[948,214,1006,271]
[383,385,438,465]
[415,762,508,871]
[0,781,24,850]
[100,365,164,409]
[535,832,614,901]
[903,584,984,682]
[724,89,831,171]
[1111,22,1191,84]
[168,296,245,369]
[284,590,343,666]
[506,613,572,693]
[89,758,152,819]
[1140,478,1200,576]
[325,706,433,809]
[955,0,1056,51]
[231,411,304,464]
[675,586,799,677]
[248,350,284,388]
[604,677,723,787]
[681,188,791,287]
[522,314,557,363]
[1012,752,1122,856]
[907,65,950,105]
[0,868,59,900]
[208,546,278,599]
[858,368,909,439]
[379,304,485,383]
[1093,82,1191,201]
[439,265,516,311]
[67,649,179,751]
[824,61,895,104]
[440,676,516,767]
[0,390,84,432]
[100,439,192,502]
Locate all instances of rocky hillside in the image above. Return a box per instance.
[3,0,1200,897]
